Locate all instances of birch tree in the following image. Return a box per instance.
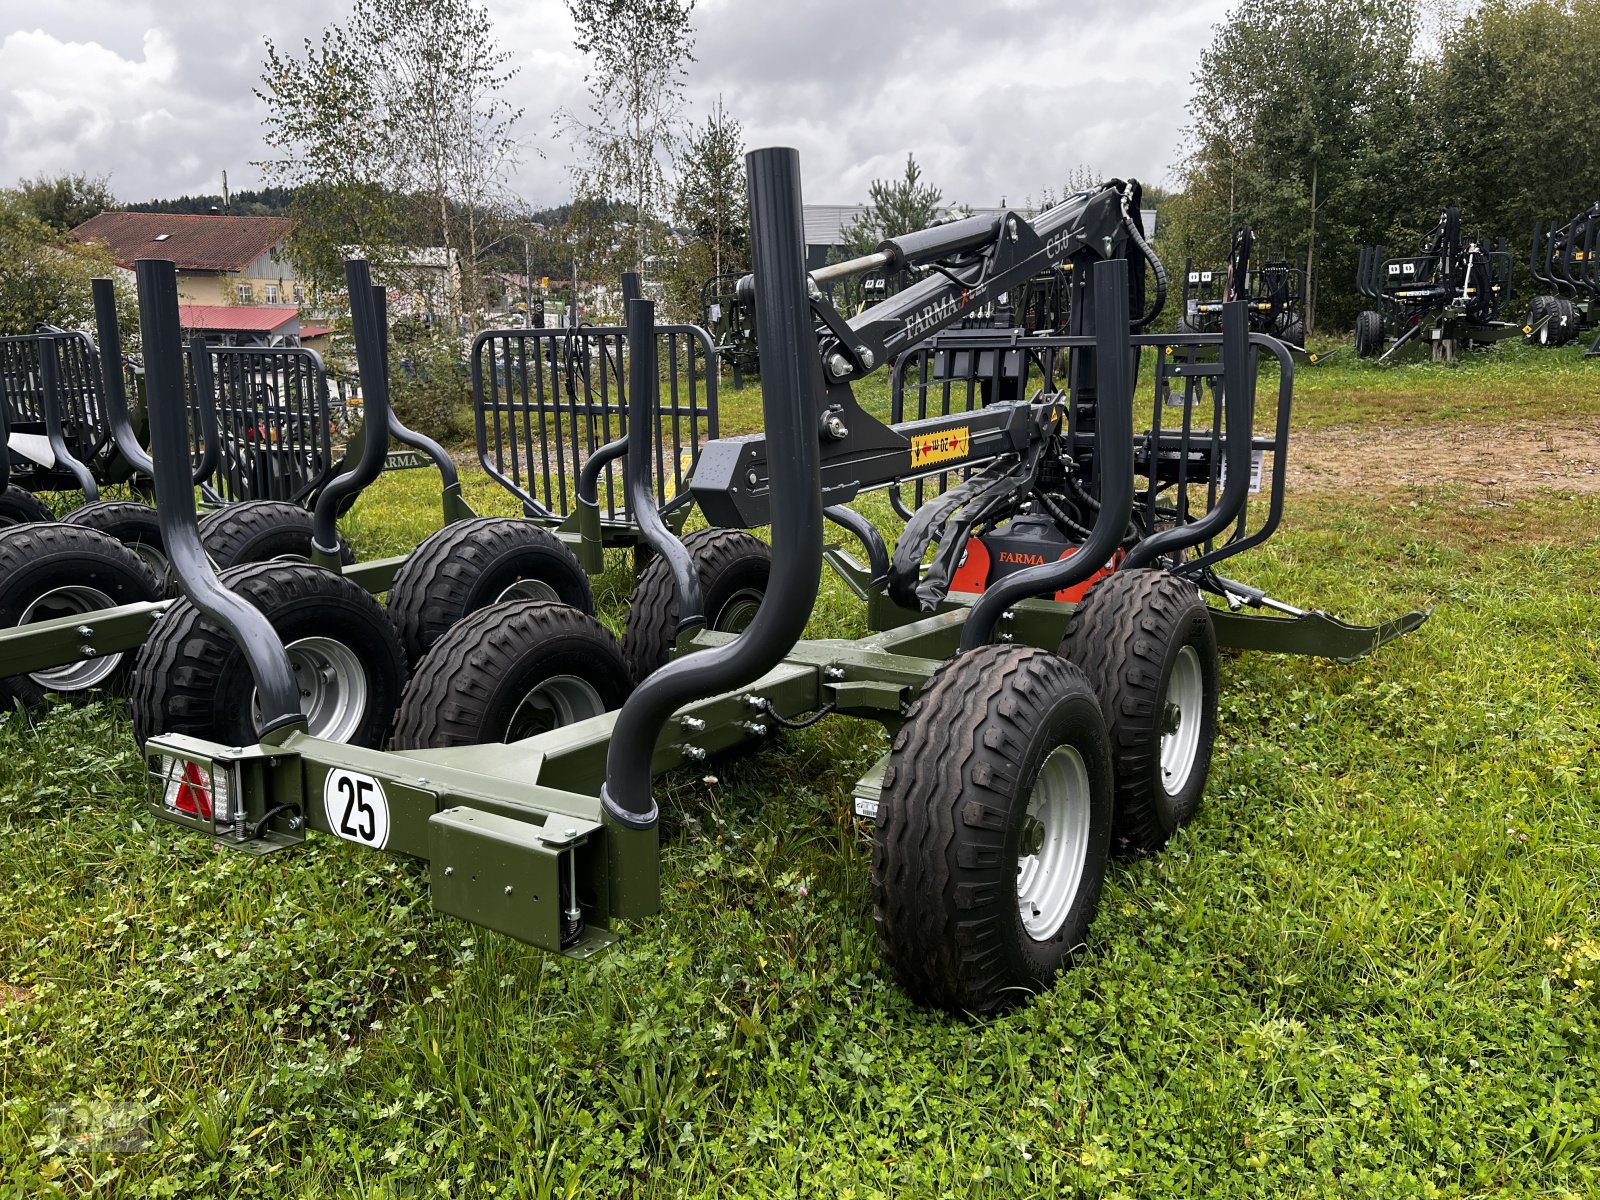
[558,0,697,278]
[257,0,524,329]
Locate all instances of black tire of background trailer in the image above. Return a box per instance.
[130,561,405,749]
[622,528,772,684]
[390,600,631,749]
[385,517,595,669]
[0,523,161,708]
[198,501,355,569]
[0,487,53,527]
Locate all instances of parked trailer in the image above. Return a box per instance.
[1180,227,1309,355]
[135,148,1422,1014]
[1525,202,1599,349]
[1354,207,1517,363]
[0,276,472,710]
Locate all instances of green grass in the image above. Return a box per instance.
[3,365,1600,1195]
[1292,335,1600,429]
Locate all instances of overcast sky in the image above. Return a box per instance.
[0,0,1233,210]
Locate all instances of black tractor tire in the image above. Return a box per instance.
[130,562,404,749]
[391,600,630,749]
[63,500,168,581]
[871,645,1114,1015]
[1354,310,1385,358]
[0,523,161,708]
[1056,569,1219,855]
[1545,297,1581,347]
[385,517,594,669]
[0,486,52,528]
[1277,315,1307,348]
[198,500,354,569]
[622,528,771,684]
[1175,314,1200,335]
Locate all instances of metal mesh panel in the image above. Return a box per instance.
[472,325,718,520]
[187,346,340,504]
[889,329,1292,574]
[0,331,114,480]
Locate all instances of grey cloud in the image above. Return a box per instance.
[1,0,1226,208]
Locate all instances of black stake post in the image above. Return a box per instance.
[32,331,98,500]
[600,147,826,830]
[90,278,154,479]
[623,295,703,630]
[377,281,463,502]
[186,334,227,497]
[959,259,1136,652]
[135,258,304,737]
[575,273,644,529]
[312,260,392,560]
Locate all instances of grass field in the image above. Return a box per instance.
[2,338,1599,1197]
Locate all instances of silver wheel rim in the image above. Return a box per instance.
[1016,744,1093,941]
[713,587,763,633]
[249,636,368,742]
[20,585,122,690]
[131,543,170,580]
[1160,644,1204,795]
[496,577,560,603]
[505,673,606,742]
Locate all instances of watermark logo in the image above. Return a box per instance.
[39,1100,154,1156]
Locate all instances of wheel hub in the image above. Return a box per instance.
[497,577,560,603]
[1159,644,1204,795]
[20,585,122,691]
[1015,744,1092,942]
[249,636,368,742]
[1162,701,1182,736]
[713,587,764,633]
[505,673,607,742]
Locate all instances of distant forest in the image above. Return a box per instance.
[125,186,297,216]
[124,187,571,235]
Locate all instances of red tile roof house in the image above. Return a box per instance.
[70,212,314,347]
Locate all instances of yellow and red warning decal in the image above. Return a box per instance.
[909,425,971,469]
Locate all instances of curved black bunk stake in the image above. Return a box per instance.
[601,146,825,831]
[90,278,156,480]
[823,504,890,583]
[622,295,703,630]
[136,258,303,737]
[1528,221,1550,291]
[311,260,392,561]
[573,272,644,566]
[98,277,218,491]
[360,283,474,521]
[186,335,229,502]
[958,260,1136,653]
[1123,299,1259,569]
[32,328,99,501]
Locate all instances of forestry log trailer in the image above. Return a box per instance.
[1525,202,1600,354]
[1179,226,1311,356]
[135,148,1423,1014]
[1354,207,1517,363]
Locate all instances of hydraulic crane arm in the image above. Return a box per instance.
[695,179,1164,528]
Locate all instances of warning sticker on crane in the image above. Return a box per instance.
[910,425,971,469]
